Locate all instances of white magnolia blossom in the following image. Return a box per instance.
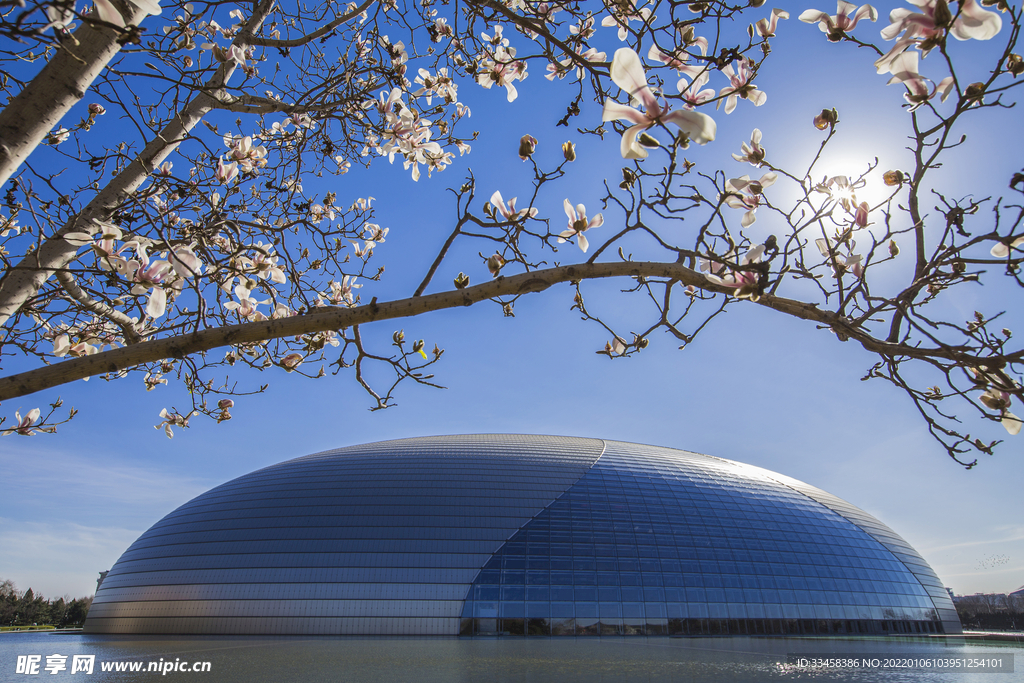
[602,48,716,159]
[559,199,603,253]
[722,172,777,227]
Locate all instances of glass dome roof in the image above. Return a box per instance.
[84,435,960,636]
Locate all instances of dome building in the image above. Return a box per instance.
[84,435,961,636]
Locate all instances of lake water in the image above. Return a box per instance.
[1,632,1020,682]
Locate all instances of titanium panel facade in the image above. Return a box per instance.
[85,435,960,636]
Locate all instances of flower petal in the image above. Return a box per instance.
[609,48,657,110]
[662,109,717,144]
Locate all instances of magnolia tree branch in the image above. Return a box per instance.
[0,259,1015,403]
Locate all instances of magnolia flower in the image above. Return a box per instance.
[754,8,789,37]
[601,0,653,41]
[44,2,75,32]
[155,408,190,439]
[875,0,1001,75]
[93,0,161,27]
[799,1,877,41]
[224,135,268,172]
[732,129,766,166]
[718,59,766,114]
[559,199,603,253]
[886,51,954,110]
[979,387,1022,435]
[324,276,361,306]
[722,173,777,227]
[601,337,627,356]
[701,244,767,300]
[991,236,1024,258]
[4,408,42,436]
[280,353,304,371]
[490,190,537,221]
[602,48,716,159]
[852,201,871,229]
[816,175,864,211]
[678,70,716,109]
[815,237,864,278]
[47,128,70,145]
[223,283,268,320]
[476,46,527,102]
[119,245,174,318]
[216,157,239,183]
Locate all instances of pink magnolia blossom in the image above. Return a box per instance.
[4,408,42,436]
[602,48,716,159]
[323,276,361,306]
[886,51,954,110]
[732,128,766,166]
[754,8,790,37]
[476,46,527,102]
[119,245,174,318]
[979,387,1022,435]
[215,157,239,183]
[601,0,653,41]
[155,408,191,439]
[559,199,603,253]
[815,238,864,278]
[490,190,538,221]
[93,0,161,27]
[678,69,716,109]
[876,0,1001,74]
[545,47,606,82]
[718,59,767,114]
[722,173,777,227]
[223,283,268,320]
[700,244,767,300]
[799,1,877,41]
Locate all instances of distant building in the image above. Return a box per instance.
[84,435,962,636]
[1011,586,1024,599]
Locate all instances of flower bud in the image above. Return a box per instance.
[487,253,505,277]
[1007,53,1024,77]
[638,132,660,148]
[562,141,576,162]
[883,170,904,186]
[218,398,235,410]
[393,330,405,344]
[454,272,470,289]
[933,0,952,28]
[88,103,106,115]
[518,134,537,161]
[888,239,900,257]
[965,82,986,103]
[280,353,303,371]
[813,108,838,130]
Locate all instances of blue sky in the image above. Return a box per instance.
[0,2,1021,601]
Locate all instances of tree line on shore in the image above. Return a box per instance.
[0,579,92,628]
[955,593,1024,632]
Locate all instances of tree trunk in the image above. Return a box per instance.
[0,4,155,187]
